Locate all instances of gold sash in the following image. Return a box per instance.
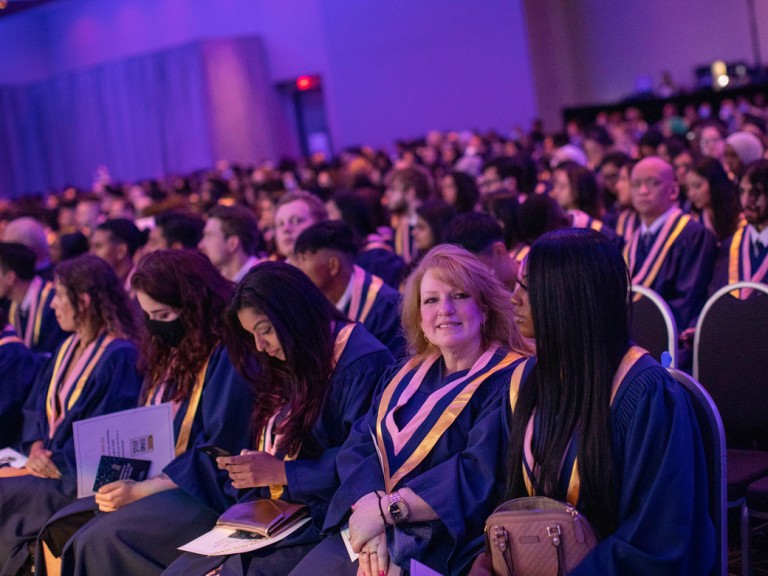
[377,349,523,492]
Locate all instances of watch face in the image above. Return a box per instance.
[389,501,409,523]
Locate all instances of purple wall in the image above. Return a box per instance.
[523,0,768,127]
[315,0,537,150]
[0,0,536,179]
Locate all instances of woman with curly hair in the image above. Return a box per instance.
[0,254,143,575]
[39,249,255,576]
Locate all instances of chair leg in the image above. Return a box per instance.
[742,503,752,576]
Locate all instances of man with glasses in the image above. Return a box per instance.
[623,157,716,338]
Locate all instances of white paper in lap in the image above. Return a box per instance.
[178,517,312,556]
[73,403,175,498]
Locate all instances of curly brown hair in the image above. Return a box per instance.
[54,254,142,342]
[131,249,234,403]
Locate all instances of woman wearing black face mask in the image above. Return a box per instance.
[38,250,255,576]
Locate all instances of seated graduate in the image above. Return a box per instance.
[624,157,716,343]
[39,249,255,576]
[684,157,742,244]
[286,244,531,576]
[325,190,405,288]
[163,261,393,576]
[0,241,70,356]
[472,229,714,575]
[0,254,143,576]
[294,220,407,359]
[709,159,768,297]
[549,160,617,243]
[0,303,43,451]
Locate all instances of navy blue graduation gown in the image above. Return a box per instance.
[0,329,43,449]
[0,337,141,575]
[52,344,255,576]
[502,354,714,575]
[163,323,394,576]
[340,268,406,359]
[627,216,716,331]
[355,248,405,289]
[290,349,522,576]
[708,224,768,297]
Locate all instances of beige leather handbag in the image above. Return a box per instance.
[484,496,599,576]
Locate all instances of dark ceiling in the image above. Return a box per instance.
[0,0,59,18]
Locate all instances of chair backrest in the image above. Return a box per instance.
[667,367,727,576]
[630,285,678,368]
[694,281,768,448]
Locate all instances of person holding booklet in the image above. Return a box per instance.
[286,244,531,576]
[0,254,143,576]
[471,229,714,574]
[39,250,254,576]
[163,261,393,576]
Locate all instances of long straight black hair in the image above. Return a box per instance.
[225,261,347,457]
[505,228,630,537]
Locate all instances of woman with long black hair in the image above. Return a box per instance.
[474,229,714,574]
[163,261,393,576]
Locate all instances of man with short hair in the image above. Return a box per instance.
[442,212,518,292]
[90,219,146,289]
[624,157,716,332]
[0,242,69,355]
[198,205,264,282]
[295,221,405,358]
[273,191,328,264]
[145,210,205,253]
[382,167,434,265]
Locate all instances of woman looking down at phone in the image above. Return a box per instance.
[164,261,394,576]
[39,250,254,576]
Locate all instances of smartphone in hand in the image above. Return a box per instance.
[197,445,231,459]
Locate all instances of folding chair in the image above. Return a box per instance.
[693,281,768,575]
[667,367,727,576]
[630,285,678,368]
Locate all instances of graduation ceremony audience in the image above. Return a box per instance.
[0,90,767,575]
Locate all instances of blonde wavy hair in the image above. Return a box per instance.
[401,244,530,359]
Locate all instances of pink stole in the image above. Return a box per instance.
[513,346,647,505]
[376,346,523,492]
[45,332,114,439]
[10,277,52,348]
[623,208,690,288]
[728,225,768,299]
[347,265,384,324]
